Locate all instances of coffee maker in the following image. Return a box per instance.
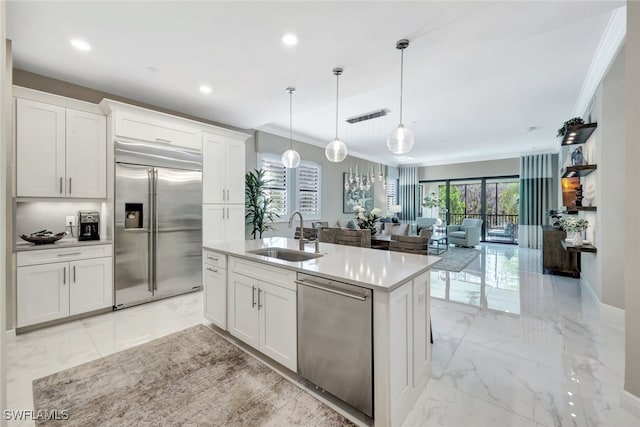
[78,210,100,241]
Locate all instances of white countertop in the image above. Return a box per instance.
[15,238,113,252]
[203,237,441,292]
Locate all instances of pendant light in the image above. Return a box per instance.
[325,67,348,162]
[387,39,414,155]
[282,87,301,168]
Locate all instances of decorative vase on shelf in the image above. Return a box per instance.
[573,232,583,246]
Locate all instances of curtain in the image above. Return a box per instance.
[398,166,418,222]
[519,154,554,249]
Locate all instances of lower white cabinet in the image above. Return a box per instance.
[69,257,113,316]
[17,262,69,327]
[203,250,227,329]
[228,268,297,371]
[16,245,113,328]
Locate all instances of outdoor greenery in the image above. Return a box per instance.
[245,169,280,239]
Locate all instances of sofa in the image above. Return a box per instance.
[416,217,438,234]
[447,218,483,247]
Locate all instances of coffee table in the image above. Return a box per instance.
[429,234,448,255]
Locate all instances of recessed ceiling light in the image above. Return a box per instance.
[569,132,577,136]
[199,85,212,94]
[147,67,157,73]
[282,33,298,46]
[70,39,91,51]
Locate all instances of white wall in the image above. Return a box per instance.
[1,3,9,421]
[418,158,519,181]
[579,45,625,309]
[247,130,389,238]
[624,0,640,404]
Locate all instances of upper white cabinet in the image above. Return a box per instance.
[203,132,245,204]
[16,98,106,198]
[113,111,200,150]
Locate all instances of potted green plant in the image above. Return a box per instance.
[245,169,280,239]
[556,117,585,137]
[559,216,589,245]
[422,192,441,218]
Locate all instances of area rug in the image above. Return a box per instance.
[431,246,481,272]
[33,325,355,426]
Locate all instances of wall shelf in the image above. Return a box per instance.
[560,123,598,146]
[566,206,597,213]
[562,164,597,178]
[561,240,597,253]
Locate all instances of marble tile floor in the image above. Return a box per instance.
[5,243,639,426]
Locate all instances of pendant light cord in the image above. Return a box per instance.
[399,48,404,126]
[335,73,339,140]
[289,90,293,149]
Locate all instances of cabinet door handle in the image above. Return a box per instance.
[226,207,229,219]
[258,288,263,309]
[57,252,81,257]
[59,177,63,194]
[226,189,230,201]
[252,286,256,308]
[73,265,76,283]
[206,267,218,273]
[222,189,226,201]
[155,137,171,143]
[69,177,72,194]
[63,267,66,285]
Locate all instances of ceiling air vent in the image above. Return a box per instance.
[345,109,389,124]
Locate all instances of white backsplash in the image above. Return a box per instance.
[15,201,110,242]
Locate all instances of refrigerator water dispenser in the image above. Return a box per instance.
[125,203,143,229]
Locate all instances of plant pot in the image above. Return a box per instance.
[572,232,583,246]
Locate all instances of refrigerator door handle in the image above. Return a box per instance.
[153,169,159,291]
[147,168,154,293]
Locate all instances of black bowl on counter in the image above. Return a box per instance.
[20,230,67,245]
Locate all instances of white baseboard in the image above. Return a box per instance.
[621,390,640,419]
[601,302,625,329]
[580,275,600,305]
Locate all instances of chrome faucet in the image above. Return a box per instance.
[288,211,306,251]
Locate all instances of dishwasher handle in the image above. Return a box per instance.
[295,279,367,301]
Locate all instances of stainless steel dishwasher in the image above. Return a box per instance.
[296,273,373,417]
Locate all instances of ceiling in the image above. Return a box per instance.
[6,1,623,166]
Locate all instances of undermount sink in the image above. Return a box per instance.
[248,247,323,262]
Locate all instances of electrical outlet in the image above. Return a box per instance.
[66,216,77,227]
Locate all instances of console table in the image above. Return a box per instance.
[541,225,579,277]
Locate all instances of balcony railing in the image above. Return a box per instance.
[449,213,519,242]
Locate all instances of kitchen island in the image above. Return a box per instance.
[202,237,440,427]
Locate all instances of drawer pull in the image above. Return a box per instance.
[206,267,218,273]
[207,256,219,261]
[155,137,171,143]
[57,252,82,257]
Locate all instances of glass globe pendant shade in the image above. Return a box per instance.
[282,149,301,169]
[325,138,348,162]
[387,124,415,154]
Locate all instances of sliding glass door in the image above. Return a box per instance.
[420,175,519,244]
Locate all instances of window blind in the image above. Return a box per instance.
[297,163,321,218]
[260,157,288,217]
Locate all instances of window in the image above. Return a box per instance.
[385,178,397,214]
[258,154,323,220]
[297,162,321,219]
[259,155,288,217]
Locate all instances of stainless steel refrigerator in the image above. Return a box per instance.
[114,140,202,309]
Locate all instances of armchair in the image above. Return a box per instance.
[447,218,483,247]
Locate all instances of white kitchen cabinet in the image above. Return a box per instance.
[228,261,297,371]
[203,250,227,329]
[16,245,114,328]
[114,111,200,149]
[17,262,69,327]
[229,271,260,349]
[69,257,113,315]
[258,280,297,370]
[202,133,245,204]
[203,204,245,242]
[412,272,430,385]
[65,109,107,198]
[16,98,107,198]
[16,98,66,197]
